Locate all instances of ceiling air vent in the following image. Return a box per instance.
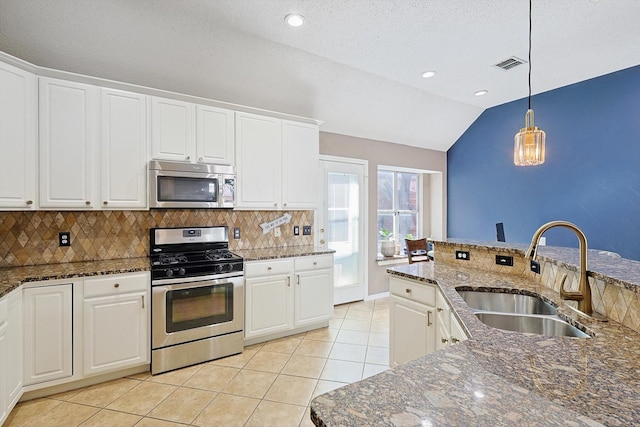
[493,56,527,71]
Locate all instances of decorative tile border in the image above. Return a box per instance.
[0,210,314,268]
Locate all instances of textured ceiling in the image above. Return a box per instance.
[1,0,639,152]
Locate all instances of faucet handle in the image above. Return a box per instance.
[559,273,583,301]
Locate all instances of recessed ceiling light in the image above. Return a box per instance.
[474,90,488,97]
[422,71,436,79]
[285,14,305,27]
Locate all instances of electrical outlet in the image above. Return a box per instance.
[303,226,312,236]
[274,227,281,237]
[233,227,240,239]
[293,225,300,236]
[530,260,541,274]
[455,250,470,261]
[495,255,514,266]
[59,232,71,247]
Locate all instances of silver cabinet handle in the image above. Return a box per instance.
[320,228,324,233]
[441,338,449,344]
[198,157,203,162]
[85,201,91,205]
[452,337,460,344]
[186,155,190,160]
[427,311,433,326]
[274,203,278,207]
[141,295,145,309]
[287,276,291,287]
[267,266,272,271]
[284,203,287,207]
[26,200,33,205]
[437,307,443,312]
[320,240,325,244]
[114,283,120,288]
[405,288,412,294]
[296,274,300,285]
[103,201,108,206]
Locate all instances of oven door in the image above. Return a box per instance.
[150,169,222,208]
[152,275,244,349]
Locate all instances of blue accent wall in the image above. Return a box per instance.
[447,65,640,259]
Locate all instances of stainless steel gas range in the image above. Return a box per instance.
[149,226,244,375]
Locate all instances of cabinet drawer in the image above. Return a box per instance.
[294,255,333,271]
[245,259,294,277]
[390,277,436,306]
[84,272,149,298]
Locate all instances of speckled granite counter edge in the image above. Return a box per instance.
[233,246,335,261]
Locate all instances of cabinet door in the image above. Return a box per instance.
[23,284,73,385]
[84,291,148,376]
[39,77,99,208]
[450,314,468,345]
[150,97,194,162]
[100,88,148,209]
[245,275,293,339]
[435,291,451,351]
[294,268,333,327]
[235,112,281,209]
[196,105,234,165]
[389,295,435,367]
[5,290,22,409]
[281,120,319,209]
[0,298,7,423]
[0,62,37,210]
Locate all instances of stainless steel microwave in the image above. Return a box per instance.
[149,160,236,209]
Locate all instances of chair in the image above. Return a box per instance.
[405,238,430,264]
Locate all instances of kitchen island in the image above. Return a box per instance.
[311,242,640,426]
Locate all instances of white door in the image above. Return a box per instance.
[318,157,367,305]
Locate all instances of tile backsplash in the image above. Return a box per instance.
[0,210,314,268]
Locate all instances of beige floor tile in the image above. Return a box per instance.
[147,387,216,424]
[281,354,326,378]
[319,359,363,383]
[209,347,259,369]
[331,306,348,319]
[340,318,371,332]
[244,342,265,351]
[193,393,260,427]
[344,309,373,321]
[24,401,99,427]
[368,332,390,347]
[336,329,369,345]
[79,408,142,426]
[300,406,315,427]
[106,381,176,416]
[363,363,390,379]
[312,380,348,399]
[374,298,389,308]
[147,364,202,386]
[223,369,278,399]
[365,345,390,365]
[260,336,303,354]
[328,318,343,329]
[69,378,140,407]
[263,375,317,407]
[135,418,185,427]
[125,371,151,381]
[4,398,62,426]
[372,308,390,322]
[304,327,338,342]
[48,387,85,401]
[295,339,334,358]
[182,364,240,392]
[328,342,367,363]
[347,300,375,311]
[370,320,390,333]
[244,350,290,373]
[245,400,306,427]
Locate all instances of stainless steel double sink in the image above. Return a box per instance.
[457,290,590,338]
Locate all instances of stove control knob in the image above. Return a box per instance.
[178,268,186,276]
[214,264,223,273]
[165,269,174,278]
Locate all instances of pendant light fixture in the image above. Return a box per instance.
[514,0,545,166]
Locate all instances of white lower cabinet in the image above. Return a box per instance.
[245,255,333,343]
[0,298,8,424]
[389,276,467,366]
[23,284,73,386]
[83,273,149,376]
[0,289,23,425]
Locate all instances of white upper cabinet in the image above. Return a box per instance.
[196,105,234,165]
[100,88,148,209]
[282,120,319,209]
[235,112,282,209]
[151,97,234,165]
[39,77,99,209]
[150,97,194,162]
[0,62,37,210]
[235,113,319,210]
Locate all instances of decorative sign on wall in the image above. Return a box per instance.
[260,213,292,234]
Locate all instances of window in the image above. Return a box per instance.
[377,169,421,255]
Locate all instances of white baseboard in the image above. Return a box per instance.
[365,291,390,301]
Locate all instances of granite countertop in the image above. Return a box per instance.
[0,257,150,298]
[233,245,335,261]
[311,260,640,426]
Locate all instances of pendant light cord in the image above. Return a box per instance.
[528,0,532,110]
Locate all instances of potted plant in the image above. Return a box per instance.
[379,228,396,257]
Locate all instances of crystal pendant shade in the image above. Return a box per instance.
[514,109,545,166]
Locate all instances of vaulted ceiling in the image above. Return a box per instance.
[1,0,639,151]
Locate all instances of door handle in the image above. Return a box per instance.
[427,311,433,327]
[296,274,300,285]
[287,276,291,287]
[141,295,145,309]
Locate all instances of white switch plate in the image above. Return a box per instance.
[539,237,546,246]
[274,227,281,237]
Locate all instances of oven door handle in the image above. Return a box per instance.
[155,278,241,292]
[152,272,243,286]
